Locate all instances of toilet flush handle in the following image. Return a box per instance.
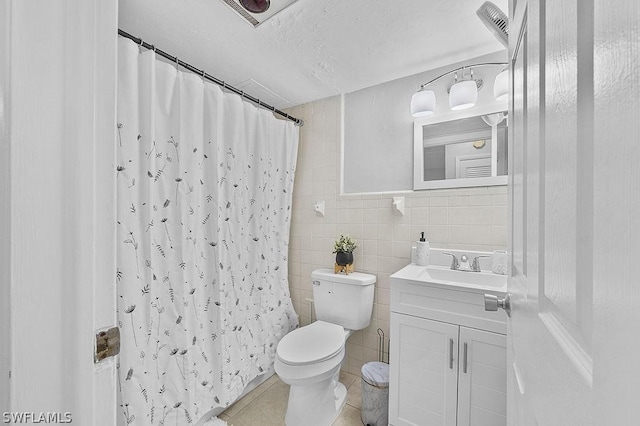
[312,280,320,286]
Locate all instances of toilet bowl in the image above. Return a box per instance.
[275,321,349,426]
[275,269,376,426]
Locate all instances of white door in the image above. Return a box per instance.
[457,327,507,426]
[389,313,459,426]
[0,0,10,412]
[507,0,640,424]
[1,0,118,423]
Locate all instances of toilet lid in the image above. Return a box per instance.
[277,321,345,366]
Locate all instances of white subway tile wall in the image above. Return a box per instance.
[285,96,508,375]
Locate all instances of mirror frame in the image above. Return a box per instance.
[413,103,509,190]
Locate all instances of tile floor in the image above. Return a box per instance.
[219,370,364,426]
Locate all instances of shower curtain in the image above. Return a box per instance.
[115,37,299,425]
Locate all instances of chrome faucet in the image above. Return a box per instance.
[471,255,491,272]
[442,252,459,270]
[459,254,471,271]
[443,252,490,272]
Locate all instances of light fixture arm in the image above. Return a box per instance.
[418,62,508,90]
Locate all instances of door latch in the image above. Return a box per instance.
[95,326,120,362]
[484,293,511,317]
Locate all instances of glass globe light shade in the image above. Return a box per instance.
[494,69,509,101]
[449,80,478,110]
[411,89,436,117]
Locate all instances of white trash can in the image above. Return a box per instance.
[360,361,389,426]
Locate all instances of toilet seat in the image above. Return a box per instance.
[277,321,345,366]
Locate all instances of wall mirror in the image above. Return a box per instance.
[413,105,508,190]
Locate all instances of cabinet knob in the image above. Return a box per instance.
[484,293,511,317]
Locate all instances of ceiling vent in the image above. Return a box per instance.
[220,0,300,27]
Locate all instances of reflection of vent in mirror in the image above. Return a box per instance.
[421,114,507,183]
[456,156,492,178]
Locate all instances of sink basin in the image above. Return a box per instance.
[423,266,506,288]
[391,264,507,293]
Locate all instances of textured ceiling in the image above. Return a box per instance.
[118,0,508,109]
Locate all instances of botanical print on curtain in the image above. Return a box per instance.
[116,38,299,425]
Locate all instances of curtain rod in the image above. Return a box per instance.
[117,29,304,127]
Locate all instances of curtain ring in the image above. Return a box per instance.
[241,91,245,99]
[175,56,179,70]
[202,70,206,81]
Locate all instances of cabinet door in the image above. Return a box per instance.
[456,327,507,426]
[389,313,459,426]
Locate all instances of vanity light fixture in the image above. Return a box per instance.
[493,68,509,101]
[410,62,508,118]
[410,88,436,117]
[449,70,479,110]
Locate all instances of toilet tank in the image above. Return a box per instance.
[311,269,376,331]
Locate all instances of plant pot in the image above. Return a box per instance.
[335,252,354,266]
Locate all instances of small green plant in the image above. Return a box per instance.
[333,234,357,254]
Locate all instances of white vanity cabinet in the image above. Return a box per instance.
[456,327,506,426]
[389,266,507,426]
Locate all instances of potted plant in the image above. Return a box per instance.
[333,234,357,267]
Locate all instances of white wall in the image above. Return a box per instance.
[343,50,508,193]
[3,0,118,423]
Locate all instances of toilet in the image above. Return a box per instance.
[275,269,376,426]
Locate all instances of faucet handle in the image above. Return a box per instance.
[442,252,459,270]
[471,255,491,272]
